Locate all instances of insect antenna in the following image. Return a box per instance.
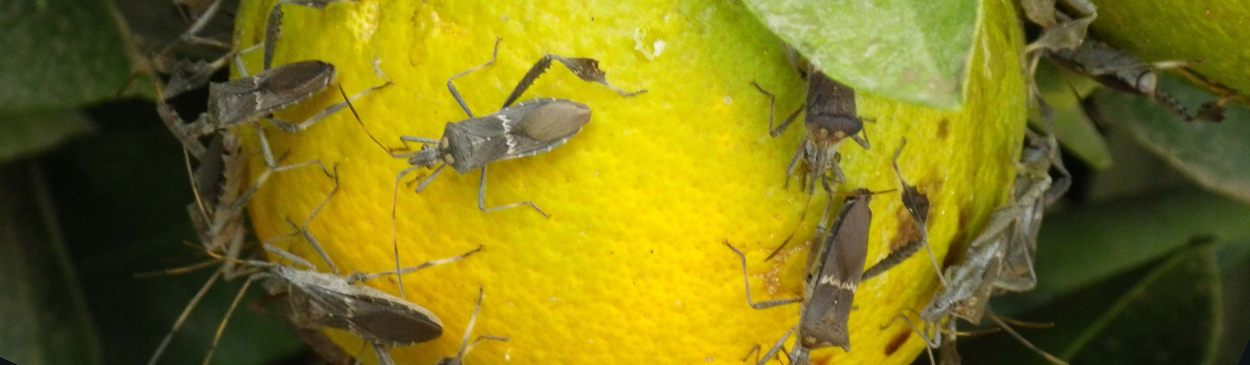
[340,85,410,156]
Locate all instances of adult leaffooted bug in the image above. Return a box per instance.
[907,161,1067,365]
[1047,38,1207,122]
[346,39,645,296]
[726,188,885,364]
[146,226,484,365]
[156,58,390,168]
[435,287,510,365]
[753,50,872,195]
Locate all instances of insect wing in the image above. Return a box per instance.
[805,71,857,117]
[339,288,443,347]
[799,193,872,351]
[444,99,590,173]
[208,61,336,126]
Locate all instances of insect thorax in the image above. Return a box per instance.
[808,113,862,146]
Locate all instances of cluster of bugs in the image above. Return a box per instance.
[725,45,1076,364]
[136,0,1189,362]
[137,0,661,362]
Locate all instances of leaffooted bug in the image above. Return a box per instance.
[156,57,390,170]
[1047,37,1207,123]
[907,158,1067,365]
[727,188,885,364]
[145,224,484,365]
[753,50,872,195]
[346,39,645,296]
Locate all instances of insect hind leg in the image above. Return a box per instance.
[476,166,550,218]
[501,53,647,108]
[447,38,503,118]
[269,80,394,134]
[723,241,803,310]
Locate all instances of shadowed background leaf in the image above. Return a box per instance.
[963,241,1224,365]
[0,109,96,162]
[1092,75,1250,203]
[0,0,136,110]
[0,162,103,365]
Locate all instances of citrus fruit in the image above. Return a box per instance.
[235,0,1027,363]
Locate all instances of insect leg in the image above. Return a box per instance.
[723,241,803,310]
[348,245,484,284]
[252,123,332,176]
[741,344,762,363]
[284,167,342,273]
[263,0,357,70]
[133,260,222,279]
[502,53,646,108]
[441,287,509,365]
[476,166,550,218]
[861,238,925,281]
[146,269,223,365]
[756,328,794,365]
[201,275,259,365]
[269,81,394,134]
[373,344,397,365]
[391,165,422,297]
[263,240,317,271]
[783,141,807,190]
[447,38,502,118]
[988,312,1069,365]
[156,102,209,158]
[751,82,805,137]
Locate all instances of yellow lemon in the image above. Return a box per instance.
[236,0,1026,363]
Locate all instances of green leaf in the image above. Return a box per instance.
[962,242,1223,365]
[1034,187,1250,297]
[0,109,95,162]
[1030,60,1112,170]
[1215,240,1250,364]
[740,0,979,110]
[1090,0,1250,107]
[1091,75,1250,203]
[38,109,306,364]
[1085,122,1190,201]
[1061,242,1222,364]
[0,161,104,365]
[0,0,135,110]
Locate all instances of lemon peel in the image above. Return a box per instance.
[235,0,1026,363]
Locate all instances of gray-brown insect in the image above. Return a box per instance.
[347,39,644,297]
[726,188,877,365]
[183,132,280,280]
[435,287,509,365]
[147,230,483,365]
[1047,39,1206,122]
[911,159,1068,365]
[754,53,871,195]
[157,59,388,170]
